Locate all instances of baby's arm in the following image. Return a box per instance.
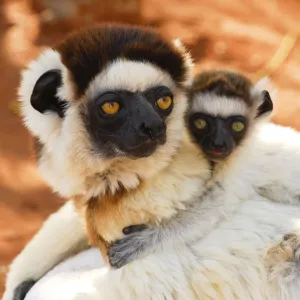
[108,183,229,268]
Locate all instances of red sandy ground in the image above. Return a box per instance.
[1,0,300,296]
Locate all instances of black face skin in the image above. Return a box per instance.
[187,91,273,163]
[84,86,173,159]
[188,113,248,162]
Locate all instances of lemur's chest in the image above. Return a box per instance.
[75,165,207,257]
[87,179,202,240]
[73,185,176,262]
[74,143,210,260]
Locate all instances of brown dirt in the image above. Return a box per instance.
[1,0,300,296]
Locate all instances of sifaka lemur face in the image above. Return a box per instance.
[19,24,193,197]
[186,70,273,162]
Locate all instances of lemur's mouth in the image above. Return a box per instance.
[126,141,160,159]
[209,150,223,156]
[205,150,230,162]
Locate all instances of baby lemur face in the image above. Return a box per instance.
[20,24,193,197]
[188,112,248,161]
[187,70,273,162]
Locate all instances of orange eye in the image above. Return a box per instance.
[156,96,172,110]
[101,102,120,115]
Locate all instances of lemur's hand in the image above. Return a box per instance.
[108,224,159,269]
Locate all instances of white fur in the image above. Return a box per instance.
[85,59,175,98]
[172,38,194,87]
[19,49,64,147]
[4,123,300,300]
[251,76,269,97]
[17,195,300,300]
[3,201,88,300]
[25,248,107,300]
[251,76,277,104]
[191,93,249,117]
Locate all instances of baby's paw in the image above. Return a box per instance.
[265,231,300,281]
[108,224,156,269]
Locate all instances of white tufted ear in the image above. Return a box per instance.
[172,38,194,88]
[251,76,277,105]
[19,49,65,146]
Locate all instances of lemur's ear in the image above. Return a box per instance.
[256,90,273,118]
[30,69,67,118]
[172,38,194,87]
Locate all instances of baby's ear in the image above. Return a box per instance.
[251,77,277,119]
[251,76,277,104]
[255,90,273,118]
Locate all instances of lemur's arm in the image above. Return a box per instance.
[108,147,300,269]
[2,201,89,300]
[108,183,230,269]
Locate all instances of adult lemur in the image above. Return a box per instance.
[4,26,300,300]
[5,23,211,300]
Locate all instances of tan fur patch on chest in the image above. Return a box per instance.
[74,183,159,259]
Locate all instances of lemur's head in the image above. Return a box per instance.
[20,24,193,198]
[187,70,273,162]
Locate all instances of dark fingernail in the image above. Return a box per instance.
[13,280,36,300]
[123,224,148,235]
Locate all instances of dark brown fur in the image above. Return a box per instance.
[32,137,44,161]
[55,23,188,98]
[190,70,253,105]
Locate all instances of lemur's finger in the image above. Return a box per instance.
[122,224,148,235]
[13,280,36,300]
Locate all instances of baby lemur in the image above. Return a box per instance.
[108,69,274,268]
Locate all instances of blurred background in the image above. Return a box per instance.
[1,0,300,295]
